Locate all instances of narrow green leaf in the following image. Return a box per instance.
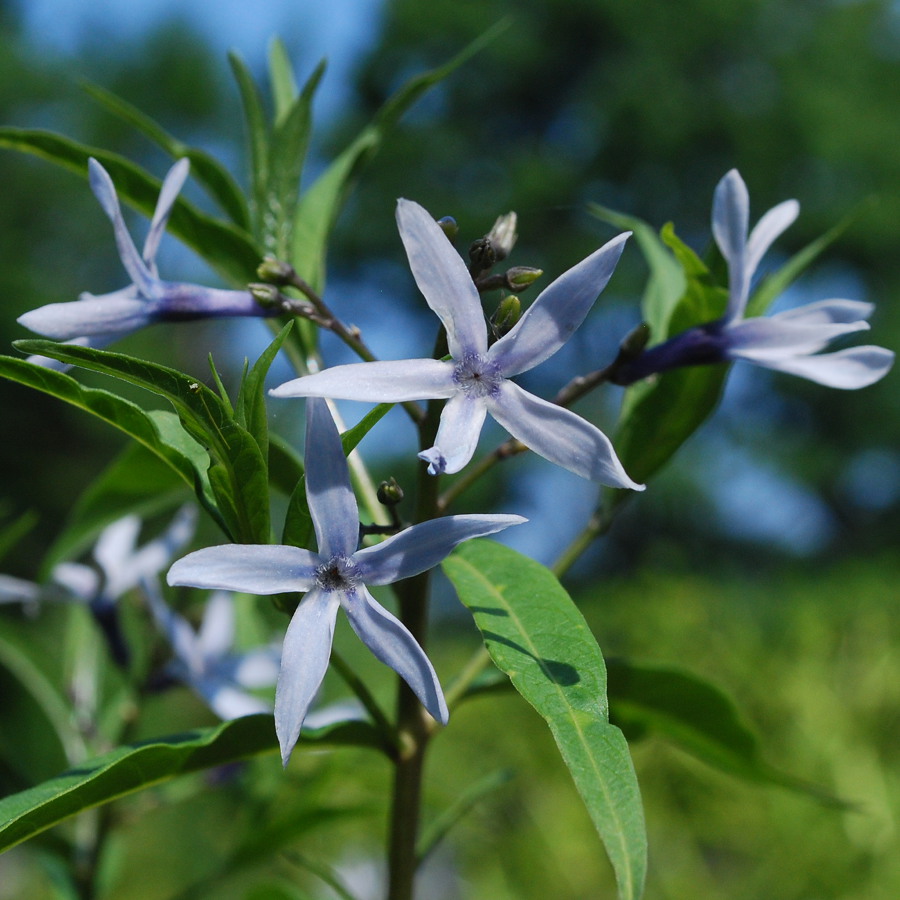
[606,659,848,807]
[228,51,270,241]
[0,355,208,503]
[292,24,505,291]
[0,715,384,854]
[0,127,260,284]
[340,402,393,455]
[268,37,299,124]
[265,60,325,258]
[236,322,294,467]
[81,82,250,228]
[0,510,38,565]
[13,342,268,542]
[444,540,646,900]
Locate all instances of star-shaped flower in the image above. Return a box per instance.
[167,398,525,764]
[269,200,642,489]
[18,158,273,349]
[143,580,280,721]
[613,169,895,388]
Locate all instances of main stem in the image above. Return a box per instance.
[386,393,443,900]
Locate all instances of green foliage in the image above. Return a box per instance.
[445,540,646,900]
[0,715,382,855]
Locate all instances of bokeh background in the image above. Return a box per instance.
[1,0,898,897]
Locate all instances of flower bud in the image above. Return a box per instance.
[257,256,295,285]
[437,216,458,240]
[248,283,283,308]
[469,237,495,273]
[377,477,404,506]
[491,294,521,338]
[619,322,651,359]
[487,212,517,261]
[505,266,543,293]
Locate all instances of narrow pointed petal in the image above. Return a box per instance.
[167,544,319,594]
[143,158,190,268]
[343,586,448,725]
[745,199,799,277]
[93,515,140,587]
[197,591,236,659]
[418,392,487,475]
[305,398,360,558]
[200,681,271,720]
[51,562,100,601]
[770,298,873,326]
[725,316,869,359]
[18,292,154,341]
[270,359,456,402]
[490,232,630,377]
[486,381,644,489]
[396,199,487,358]
[355,514,527,585]
[141,577,199,669]
[276,589,341,764]
[738,345,894,389]
[88,159,157,297]
[231,646,281,689]
[712,169,750,321]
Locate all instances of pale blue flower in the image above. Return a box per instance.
[270,199,642,489]
[614,169,895,389]
[168,398,525,764]
[143,580,279,720]
[18,158,273,347]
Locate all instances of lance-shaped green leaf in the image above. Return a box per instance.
[0,128,260,284]
[14,342,269,543]
[0,355,219,528]
[291,23,506,292]
[228,51,270,240]
[444,540,646,900]
[81,82,250,229]
[264,61,325,259]
[235,322,294,467]
[0,714,384,854]
[268,37,300,123]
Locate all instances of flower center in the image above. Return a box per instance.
[315,556,360,592]
[452,352,502,399]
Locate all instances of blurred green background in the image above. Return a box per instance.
[0,0,898,897]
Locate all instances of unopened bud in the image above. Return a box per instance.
[377,478,404,506]
[491,294,521,337]
[257,255,295,285]
[248,283,283,308]
[437,216,458,240]
[619,322,651,359]
[469,237,495,273]
[505,266,542,292]
[487,212,517,261]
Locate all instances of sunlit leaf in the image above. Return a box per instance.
[444,540,646,900]
[0,715,383,854]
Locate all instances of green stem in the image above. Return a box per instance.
[386,388,444,900]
